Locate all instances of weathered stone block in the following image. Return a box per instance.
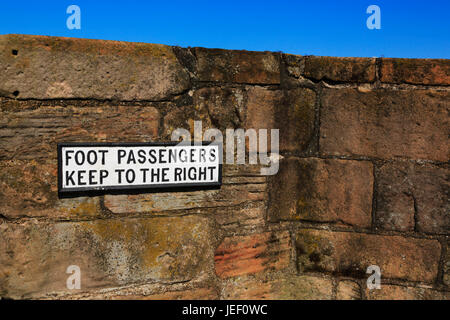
[381,58,450,85]
[320,89,449,162]
[277,88,316,153]
[193,87,246,130]
[214,231,291,278]
[245,87,316,153]
[111,288,218,300]
[195,48,280,84]
[104,183,265,215]
[376,162,449,234]
[0,34,190,100]
[213,204,266,234]
[295,229,441,283]
[221,274,333,300]
[163,103,212,140]
[444,241,450,288]
[0,216,213,298]
[269,157,373,228]
[336,280,361,300]
[366,285,449,300]
[0,160,102,219]
[304,56,376,83]
[0,105,160,160]
[245,87,280,132]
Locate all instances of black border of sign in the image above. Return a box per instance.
[57,141,223,196]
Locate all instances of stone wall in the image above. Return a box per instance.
[0,34,448,300]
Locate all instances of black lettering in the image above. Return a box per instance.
[100,170,108,184]
[65,150,74,166]
[140,168,149,183]
[87,151,97,165]
[168,149,177,163]
[75,151,85,165]
[118,150,126,165]
[89,170,97,185]
[99,150,108,165]
[127,150,136,165]
[209,148,216,162]
[77,170,86,185]
[138,150,146,164]
[208,166,216,180]
[65,170,76,186]
[151,168,160,182]
[159,149,167,164]
[161,168,169,182]
[198,167,207,180]
[125,169,135,183]
[179,149,187,163]
[148,149,157,164]
[200,148,206,162]
[174,167,182,181]
[115,169,125,183]
[188,167,196,180]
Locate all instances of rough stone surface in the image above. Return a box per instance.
[320,88,449,162]
[376,162,449,234]
[0,34,190,100]
[336,280,361,300]
[0,160,102,219]
[277,88,316,153]
[0,35,448,301]
[194,87,246,131]
[213,204,266,234]
[244,86,316,154]
[112,288,218,300]
[195,47,280,84]
[295,229,441,283]
[104,164,267,214]
[245,87,281,132]
[0,216,213,299]
[221,275,333,300]
[304,56,376,83]
[381,58,450,85]
[283,54,304,80]
[214,231,291,278]
[366,285,450,300]
[0,105,160,160]
[104,181,266,215]
[163,101,213,140]
[269,157,373,228]
[444,241,450,288]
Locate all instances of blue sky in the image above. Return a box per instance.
[0,0,449,58]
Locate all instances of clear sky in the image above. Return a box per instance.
[0,0,449,58]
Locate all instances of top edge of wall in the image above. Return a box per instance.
[3,34,450,60]
[0,34,448,100]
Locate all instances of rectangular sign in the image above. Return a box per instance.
[58,142,222,193]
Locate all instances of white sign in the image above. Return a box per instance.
[58,142,222,193]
